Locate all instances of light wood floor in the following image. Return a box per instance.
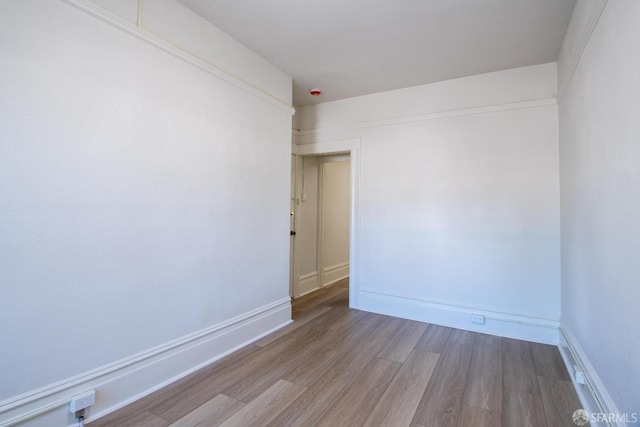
[90,278,583,427]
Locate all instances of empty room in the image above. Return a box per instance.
[1,1,638,426]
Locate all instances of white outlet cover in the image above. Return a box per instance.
[471,314,485,324]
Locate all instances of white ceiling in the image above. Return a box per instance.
[177,0,576,107]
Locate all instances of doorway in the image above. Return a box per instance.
[290,154,351,302]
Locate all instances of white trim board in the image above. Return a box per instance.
[296,271,319,298]
[0,299,292,427]
[558,327,622,427]
[322,262,349,287]
[291,139,362,310]
[292,138,362,156]
[358,291,560,345]
[295,98,556,136]
[59,0,294,115]
[557,0,608,101]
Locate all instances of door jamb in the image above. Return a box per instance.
[292,139,362,309]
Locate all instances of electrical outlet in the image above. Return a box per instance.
[69,390,95,413]
[574,366,586,384]
[471,314,485,324]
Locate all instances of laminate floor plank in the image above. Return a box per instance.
[218,380,306,427]
[538,376,583,427]
[320,308,369,335]
[147,316,334,422]
[90,411,169,427]
[145,367,251,422]
[283,313,387,387]
[254,305,333,347]
[464,334,503,413]
[333,316,406,372]
[503,390,547,427]
[267,368,359,427]
[502,338,540,395]
[363,350,439,427]
[89,281,581,427]
[448,328,478,346]
[197,343,264,378]
[291,283,348,316]
[531,343,571,380]
[412,341,474,427]
[456,405,502,427]
[223,332,340,403]
[91,342,260,426]
[415,324,452,354]
[285,305,359,339]
[378,320,429,363]
[316,357,402,427]
[321,289,350,308]
[413,340,473,427]
[223,308,370,403]
[169,394,245,427]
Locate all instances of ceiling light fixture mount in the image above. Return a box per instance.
[309,88,322,96]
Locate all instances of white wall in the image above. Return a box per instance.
[297,64,561,343]
[87,0,292,105]
[0,0,292,424]
[558,0,640,419]
[141,0,291,105]
[87,0,139,24]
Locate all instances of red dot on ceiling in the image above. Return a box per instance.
[309,88,322,96]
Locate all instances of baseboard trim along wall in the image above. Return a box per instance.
[0,298,292,427]
[558,327,621,427]
[296,271,319,298]
[296,263,350,298]
[322,262,349,287]
[357,290,560,345]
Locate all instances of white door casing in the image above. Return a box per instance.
[292,139,362,308]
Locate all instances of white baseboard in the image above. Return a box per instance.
[295,271,319,298]
[0,298,292,427]
[357,290,559,344]
[295,264,349,298]
[558,327,623,427]
[322,262,349,287]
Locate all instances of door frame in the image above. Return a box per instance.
[289,154,297,298]
[292,138,362,309]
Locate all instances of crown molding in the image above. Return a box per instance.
[294,98,557,137]
[557,0,608,102]
[59,0,295,115]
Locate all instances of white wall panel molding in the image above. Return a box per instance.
[322,262,349,287]
[358,291,559,345]
[59,0,294,114]
[0,298,291,427]
[292,138,362,154]
[557,0,608,101]
[296,98,556,136]
[323,261,349,273]
[296,271,319,298]
[558,328,621,427]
